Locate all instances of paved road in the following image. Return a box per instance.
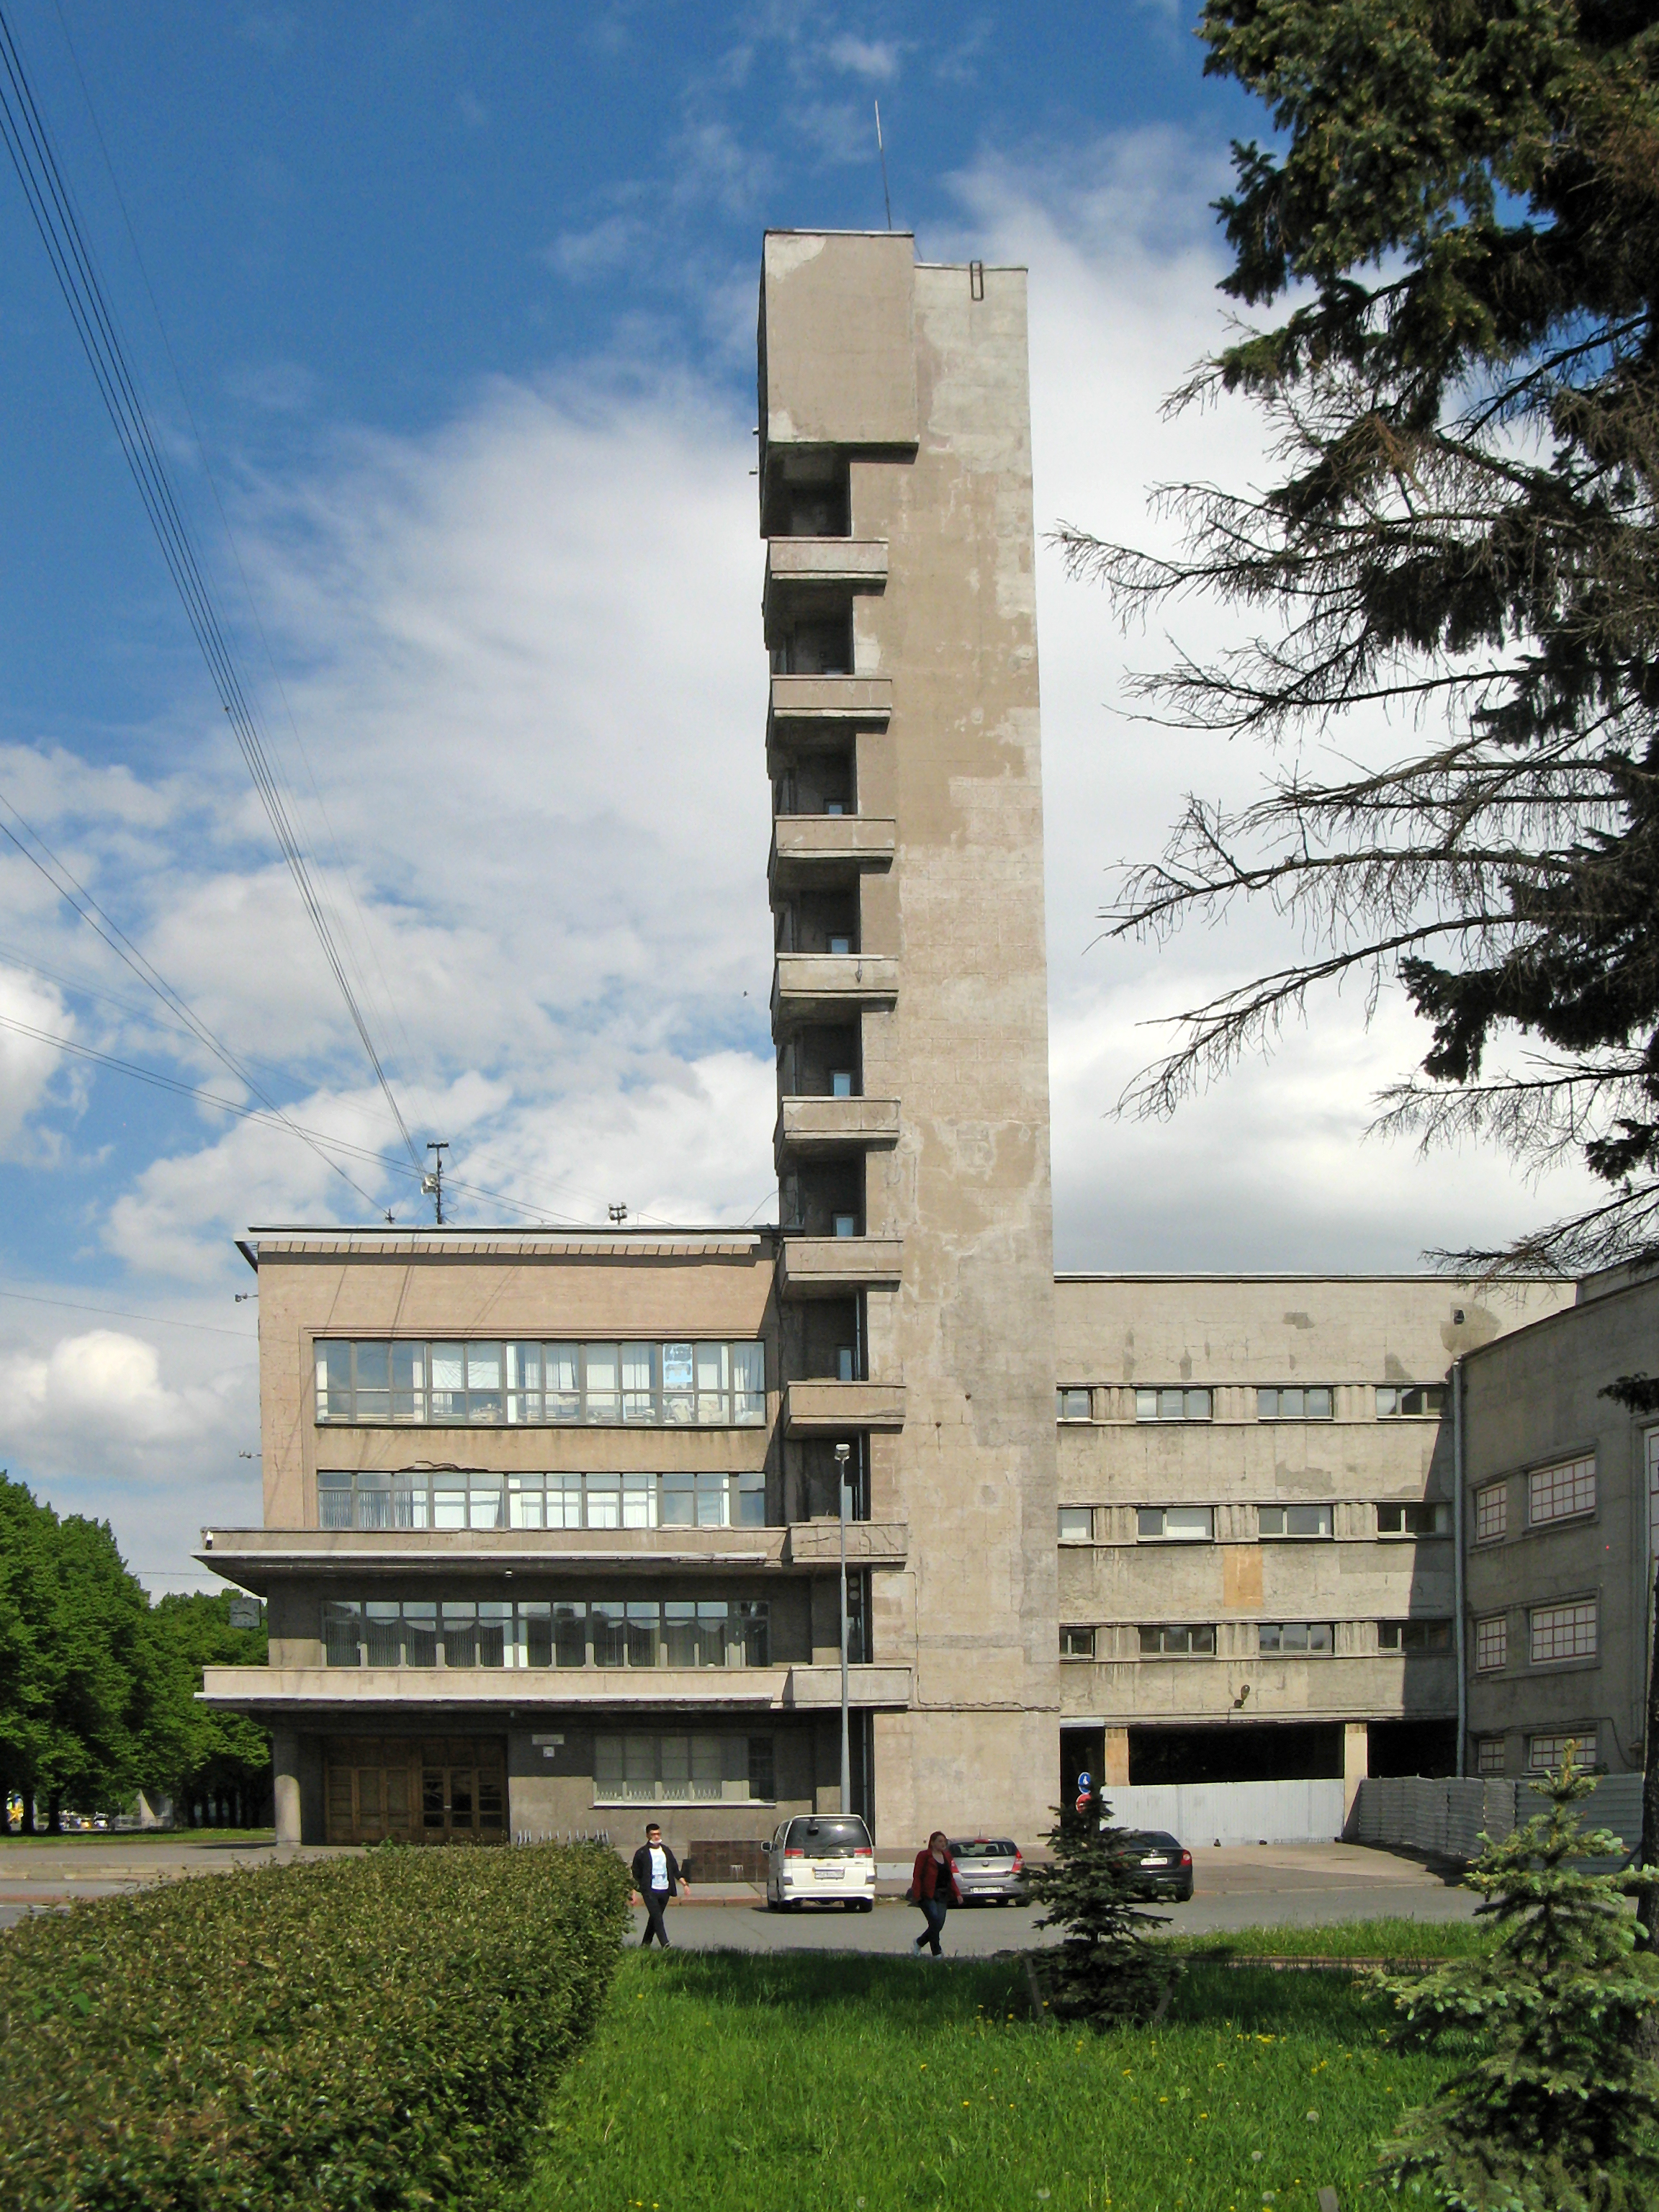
[627,1843,1478,1953]
[1,1838,1477,1943]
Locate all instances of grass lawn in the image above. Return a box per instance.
[1169,1917,1491,1961]
[526,1948,1455,2212]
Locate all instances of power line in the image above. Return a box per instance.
[0,1286,256,1343]
[0,788,382,1208]
[0,5,422,1176]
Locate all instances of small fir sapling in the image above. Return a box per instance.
[1022,1789,1169,2026]
[1376,1747,1659,2212]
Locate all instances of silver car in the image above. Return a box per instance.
[947,1836,1025,1905]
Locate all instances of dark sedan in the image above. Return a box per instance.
[1117,1829,1194,1901]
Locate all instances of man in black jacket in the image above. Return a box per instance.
[629,1822,689,1948]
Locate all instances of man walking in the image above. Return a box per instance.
[629,1822,688,1948]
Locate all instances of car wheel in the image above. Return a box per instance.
[857,1899,874,1913]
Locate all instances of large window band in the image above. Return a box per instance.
[315,1339,767,1427]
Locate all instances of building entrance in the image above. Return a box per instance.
[323,1736,507,1844]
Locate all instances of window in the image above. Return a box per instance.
[1060,1625,1097,1660]
[1475,1483,1509,1542]
[318,1467,765,1532]
[1136,1506,1215,1542]
[1377,1619,1452,1652]
[1138,1624,1216,1655]
[1056,1388,1092,1421]
[1475,1614,1507,1671]
[1527,1729,1596,1773]
[1377,1502,1453,1537]
[1058,1507,1094,1544]
[1258,1622,1334,1654]
[1135,1388,1213,1422]
[1258,1504,1333,1539]
[1475,1736,1507,1776]
[593,1732,773,1804]
[1529,1599,1597,1664]
[321,1596,768,1670]
[1528,1456,1596,1527]
[313,1338,766,1428]
[1256,1386,1332,1420]
[1375,1385,1446,1419]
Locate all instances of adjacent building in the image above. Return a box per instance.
[198,229,1645,1851]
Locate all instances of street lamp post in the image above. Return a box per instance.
[835,1442,852,1816]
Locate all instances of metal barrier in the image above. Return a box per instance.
[1345,1773,1643,1861]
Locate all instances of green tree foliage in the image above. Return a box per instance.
[1061,0,1659,1276]
[0,1470,268,1830]
[1376,1750,1659,2210]
[1022,1789,1169,2026]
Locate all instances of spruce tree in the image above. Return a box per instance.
[1377,1748,1659,2211]
[1023,1789,1169,2026]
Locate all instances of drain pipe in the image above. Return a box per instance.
[1453,1355,1467,1779]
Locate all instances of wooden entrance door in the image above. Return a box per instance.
[323,1736,506,1844]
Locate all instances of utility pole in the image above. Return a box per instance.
[421,1141,448,1226]
[836,1441,852,1817]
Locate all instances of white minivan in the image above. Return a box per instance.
[765,1813,876,1911]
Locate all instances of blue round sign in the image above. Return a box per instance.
[1076,1771,1092,1792]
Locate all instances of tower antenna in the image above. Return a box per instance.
[874,99,893,230]
[421,1141,448,1226]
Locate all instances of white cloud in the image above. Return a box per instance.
[825,33,902,81]
[0,965,76,1151]
[545,214,642,281]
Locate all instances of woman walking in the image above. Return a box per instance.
[909,1830,961,1957]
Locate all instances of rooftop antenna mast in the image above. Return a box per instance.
[873,99,892,231]
[421,1141,448,1226]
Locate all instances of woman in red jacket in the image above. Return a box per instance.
[909,1830,962,1957]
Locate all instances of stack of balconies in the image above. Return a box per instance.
[763,464,907,1485]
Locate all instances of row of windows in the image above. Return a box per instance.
[1058,1618,1452,1660]
[320,1597,773,1671]
[1058,1501,1451,1544]
[317,1468,765,1533]
[315,1339,767,1429]
[1475,1599,1598,1671]
[1474,1730,1597,1776]
[1475,1457,1596,1543]
[1056,1384,1446,1424]
[596,1732,774,1804]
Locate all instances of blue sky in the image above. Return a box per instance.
[0,3,1592,1583]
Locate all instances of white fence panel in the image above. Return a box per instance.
[1103,1779,1346,1846]
[1347,1771,1645,1861]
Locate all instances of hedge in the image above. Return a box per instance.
[0,1840,632,2211]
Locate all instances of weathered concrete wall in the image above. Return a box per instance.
[1463,1272,1659,1775]
[762,241,1060,1845]
[1053,1275,1571,1756]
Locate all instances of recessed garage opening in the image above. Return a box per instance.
[324,1736,507,1844]
[1128,1723,1344,1786]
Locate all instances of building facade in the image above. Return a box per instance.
[200,230,1618,1852]
[1462,1269,1659,1780]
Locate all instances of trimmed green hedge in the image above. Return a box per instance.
[0,1841,631,2211]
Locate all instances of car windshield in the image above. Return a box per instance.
[948,1839,1017,1858]
[789,1817,869,1855]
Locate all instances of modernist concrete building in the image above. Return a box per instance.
[199,230,1607,1851]
[1462,1269,1659,1780]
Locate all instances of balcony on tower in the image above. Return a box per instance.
[772,951,898,1028]
[774,1092,900,1170]
[783,1378,907,1436]
[776,1233,903,1299]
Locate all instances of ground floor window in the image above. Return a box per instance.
[1527,1727,1596,1772]
[593,1732,773,1805]
[1474,1735,1507,1776]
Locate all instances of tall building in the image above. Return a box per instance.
[199,230,1599,1852]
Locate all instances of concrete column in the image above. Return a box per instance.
[272,1728,302,1845]
[1343,1721,1369,1822]
[1105,1728,1130,1786]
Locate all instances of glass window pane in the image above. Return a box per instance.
[464,1342,503,1424]
[622,1473,657,1529]
[468,1475,504,1529]
[323,1601,361,1665]
[593,1735,623,1787]
[441,1603,478,1668]
[737,1471,765,1527]
[362,1601,401,1666]
[585,1344,621,1424]
[553,1601,586,1666]
[1165,1507,1213,1540]
[403,1603,436,1667]
[663,1599,698,1668]
[316,1340,352,1421]
[591,1602,626,1667]
[1306,1387,1331,1419]
[505,1341,541,1425]
[661,1474,695,1528]
[508,1475,545,1530]
[352,1342,390,1424]
[391,1340,426,1422]
[626,1601,660,1668]
[548,1473,583,1529]
[393,1475,429,1529]
[318,1474,353,1530]
[431,1478,468,1530]
[585,1473,621,1529]
[546,1343,580,1421]
[1186,1389,1212,1420]
[659,1735,690,1784]
[477,1601,510,1668]
[695,1472,729,1528]
[697,1341,730,1424]
[355,1475,392,1531]
[733,1342,765,1425]
[662,1341,696,1424]
[1135,1389,1157,1420]
[621,1343,657,1423]
[430,1343,464,1421]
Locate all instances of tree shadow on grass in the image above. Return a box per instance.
[628,1947,1028,2023]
